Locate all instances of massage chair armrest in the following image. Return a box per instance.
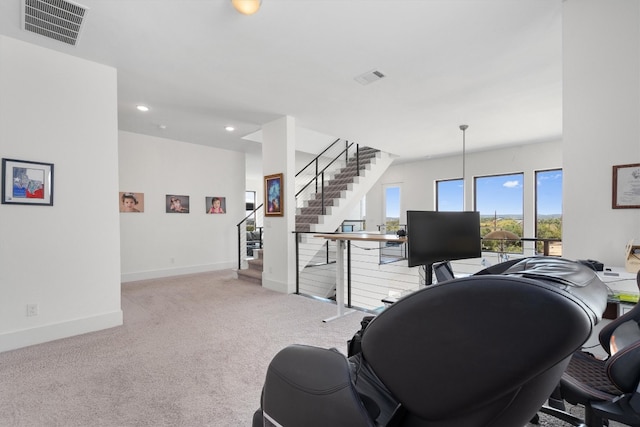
[259,344,374,427]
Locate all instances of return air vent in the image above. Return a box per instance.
[22,0,89,46]
[354,69,386,85]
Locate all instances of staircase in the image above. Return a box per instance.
[295,146,386,232]
[235,142,395,285]
[294,147,394,271]
[237,248,263,284]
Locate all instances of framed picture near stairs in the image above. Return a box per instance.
[265,173,283,217]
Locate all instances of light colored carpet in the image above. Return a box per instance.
[0,270,622,426]
[0,271,366,426]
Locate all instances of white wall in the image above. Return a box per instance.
[0,36,122,352]
[368,140,562,237]
[119,131,245,281]
[562,0,640,266]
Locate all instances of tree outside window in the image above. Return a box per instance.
[384,185,401,232]
[475,173,524,254]
[535,169,563,255]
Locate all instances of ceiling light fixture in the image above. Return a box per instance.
[231,0,261,15]
[225,126,235,132]
[136,105,149,112]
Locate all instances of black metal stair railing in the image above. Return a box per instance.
[295,143,384,233]
[236,138,374,270]
[294,139,358,216]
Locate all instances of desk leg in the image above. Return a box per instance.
[323,239,355,322]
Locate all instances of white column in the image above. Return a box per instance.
[261,116,297,293]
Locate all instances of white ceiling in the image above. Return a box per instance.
[0,0,563,165]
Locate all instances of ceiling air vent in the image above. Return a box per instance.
[354,69,386,85]
[22,0,89,46]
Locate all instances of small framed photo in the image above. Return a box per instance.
[206,196,226,214]
[613,163,640,209]
[2,158,54,206]
[166,194,190,213]
[265,173,283,217]
[119,192,144,213]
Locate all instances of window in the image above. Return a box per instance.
[245,191,256,210]
[245,191,256,230]
[384,185,401,233]
[436,178,463,211]
[475,173,524,254]
[535,169,563,256]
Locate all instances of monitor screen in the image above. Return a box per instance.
[407,211,481,267]
[433,261,455,283]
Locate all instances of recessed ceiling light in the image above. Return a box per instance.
[136,105,149,112]
[225,126,235,132]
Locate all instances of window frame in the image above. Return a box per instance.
[534,168,563,255]
[435,178,464,212]
[474,172,525,255]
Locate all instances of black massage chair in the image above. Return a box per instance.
[252,257,607,427]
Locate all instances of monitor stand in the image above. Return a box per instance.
[419,263,434,287]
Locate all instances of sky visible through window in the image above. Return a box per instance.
[437,179,464,212]
[476,173,524,216]
[536,170,563,215]
[392,172,562,218]
[385,186,400,218]
[437,172,562,216]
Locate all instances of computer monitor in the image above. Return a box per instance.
[407,210,482,268]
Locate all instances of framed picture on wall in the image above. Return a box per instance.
[613,163,640,209]
[206,196,226,214]
[264,173,283,217]
[119,192,144,212]
[166,194,190,213]
[1,158,54,206]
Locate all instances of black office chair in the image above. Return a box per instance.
[252,271,607,427]
[549,270,640,427]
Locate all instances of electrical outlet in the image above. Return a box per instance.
[26,304,39,317]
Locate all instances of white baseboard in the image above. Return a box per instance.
[261,277,296,294]
[120,262,235,283]
[0,310,123,353]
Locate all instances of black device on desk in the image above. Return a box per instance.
[578,259,604,272]
[433,261,455,283]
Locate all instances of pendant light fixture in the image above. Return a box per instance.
[460,124,468,211]
[231,0,262,15]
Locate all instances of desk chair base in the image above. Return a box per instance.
[591,394,640,427]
